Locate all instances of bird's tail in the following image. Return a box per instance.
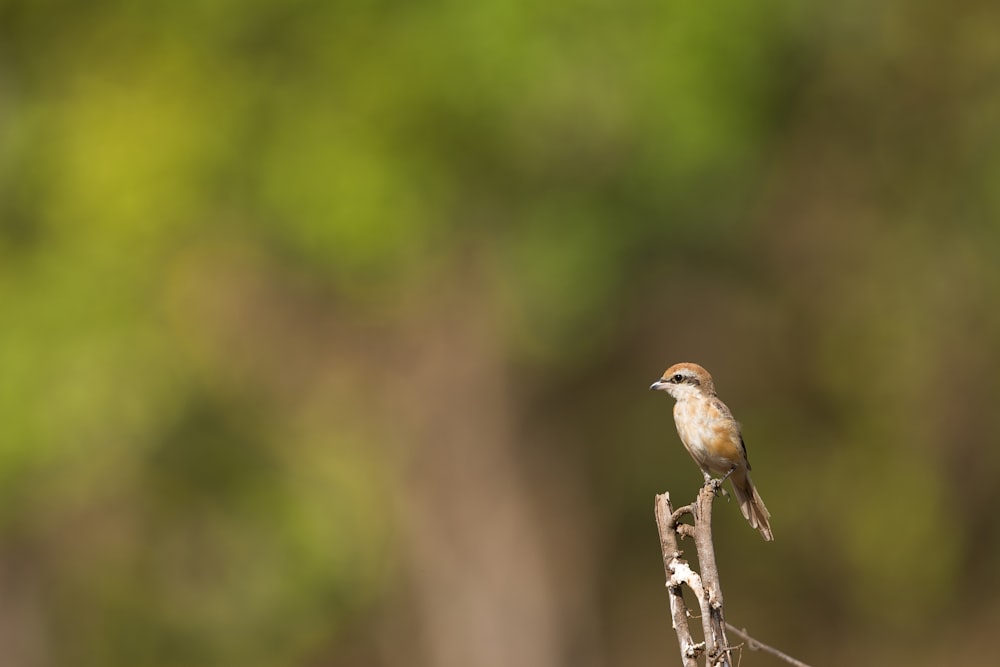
[730,470,773,541]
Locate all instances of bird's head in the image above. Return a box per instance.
[649,362,715,400]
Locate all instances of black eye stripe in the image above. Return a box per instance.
[671,374,700,386]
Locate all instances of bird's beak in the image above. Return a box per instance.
[650,379,668,391]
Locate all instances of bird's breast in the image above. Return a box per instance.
[672,396,744,473]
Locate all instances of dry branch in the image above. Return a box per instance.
[655,486,812,667]
[655,494,699,667]
[655,489,732,667]
[725,623,815,667]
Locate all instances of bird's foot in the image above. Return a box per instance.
[703,466,737,498]
[718,464,738,485]
[703,477,729,498]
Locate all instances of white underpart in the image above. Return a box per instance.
[672,395,740,476]
[664,381,702,401]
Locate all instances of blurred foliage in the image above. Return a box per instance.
[2,0,1000,666]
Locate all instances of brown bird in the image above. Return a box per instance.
[650,362,773,541]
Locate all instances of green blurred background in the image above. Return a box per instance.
[2,1,1000,665]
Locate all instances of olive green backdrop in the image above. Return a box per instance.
[2,1,999,665]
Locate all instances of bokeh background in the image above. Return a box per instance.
[3,1,1000,665]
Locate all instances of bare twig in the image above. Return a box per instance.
[690,485,731,666]
[655,487,811,667]
[655,492,731,667]
[670,504,694,525]
[724,623,814,667]
[655,494,699,667]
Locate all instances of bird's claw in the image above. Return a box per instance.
[704,478,729,498]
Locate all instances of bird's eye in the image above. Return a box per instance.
[672,374,684,383]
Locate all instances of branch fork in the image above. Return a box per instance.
[654,488,813,667]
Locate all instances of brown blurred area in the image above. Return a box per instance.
[2,1,1000,665]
